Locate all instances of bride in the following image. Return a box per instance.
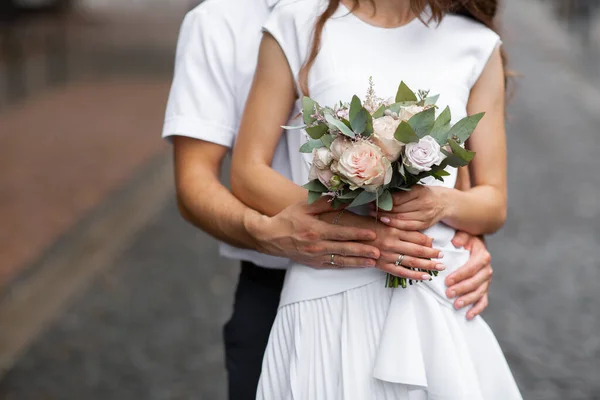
[231,0,522,398]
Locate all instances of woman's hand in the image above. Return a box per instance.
[370,185,449,231]
[334,212,447,281]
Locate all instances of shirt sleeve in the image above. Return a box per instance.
[262,1,311,94]
[468,29,502,90]
[162,9,237,148]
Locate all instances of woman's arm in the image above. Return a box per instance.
[375,47,507,236]
[231,34,306,216]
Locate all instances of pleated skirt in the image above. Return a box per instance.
[256,278,522,400]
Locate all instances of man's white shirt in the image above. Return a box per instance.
[162,0,291,269]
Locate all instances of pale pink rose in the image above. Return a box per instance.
[399,105,425,121]
[371,116,403,161]
[312,147,333,169]
[330,136,352,160]
[337,141,393,192]
[309,164,335,188]
[403,135,447,174]
[330,160,340,174]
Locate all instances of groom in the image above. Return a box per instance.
[163,0,494,398]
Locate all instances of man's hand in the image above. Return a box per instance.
[445,231,493,320]
[244,197,381,269]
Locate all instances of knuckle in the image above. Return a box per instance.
[304,244,324,255]
[483,251,492,265]
[303,230,320,242]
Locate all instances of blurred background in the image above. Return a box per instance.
[0,0,599,399]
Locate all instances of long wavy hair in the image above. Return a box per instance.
[299,0,508,96]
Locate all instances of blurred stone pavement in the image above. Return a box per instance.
[1,0,599,399]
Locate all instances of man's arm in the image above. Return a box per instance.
[173,136,382,268]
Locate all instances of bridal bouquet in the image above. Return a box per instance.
[295,79,484,288]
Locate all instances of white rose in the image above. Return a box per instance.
[403,135,447,174]
[330,136,352,160]
[308,163,336,189]
[371,116,403,161]
[312,147,333,169]
[399,105,425,121]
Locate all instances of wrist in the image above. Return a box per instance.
[242,208,270,251]
[436,186,456,222]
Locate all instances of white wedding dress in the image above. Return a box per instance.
[256,0,523,398]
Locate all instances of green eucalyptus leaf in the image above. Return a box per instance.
[331,197,346,210]
[299,139,325,153]
[448,139,476,163]
[441,148,469,167]
[302,97,319,125]
[372,105,386,119]
[320,134,335,148]
[408,108,435,138]
[394,121,419,144]
[446,112,485,143]
[424,94,440,106]
[338,190,360,200]
[349,95,361,122]
[325,114,356,138]
[363,111,373,137]
[307,190,323,204]
[351,108,368,134]
[303,180,329,193]
[305,124,329,139]
[430,106,452,145]
[348,190,378,208]
[395,81,418,103]
[378,190,393,211]
[431,169,451,182]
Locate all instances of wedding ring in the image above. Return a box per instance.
[395,254,405,267]
[330,254,336,265]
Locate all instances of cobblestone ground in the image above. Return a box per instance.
[1,1,600,399]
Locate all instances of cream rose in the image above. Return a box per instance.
[403,135,447,174]
[399,105,425,121]
[330,136,352,160]
[371,116,403,161]
[337,141,392,192]
[308,164,336,189]
[312,147,333,169]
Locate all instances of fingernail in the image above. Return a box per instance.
[449,290,456,298]
[456,300,464,308]
[421,274,431,280]
[437,252,445,259]
[381,217,391,224]
[436,263,446,271]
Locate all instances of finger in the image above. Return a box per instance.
[453,279,489,310]
[314,241,380,260]
[380,252,445,272]
[377,217,426,231]
[446,265,492,299]
[451,231,472,248]
[390,200,421,213]
[391,189,419,205]
[379,239,441,260]
[395,230,434,248]
[376,263,435,281]
[317,221,377,242]
[318,254,377,269]
[376,212,427,222]
[444,246,491,287]
[466,294,489,320]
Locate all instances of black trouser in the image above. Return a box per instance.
[223,261,286,400]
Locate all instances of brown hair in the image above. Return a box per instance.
[299,0,509,96]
